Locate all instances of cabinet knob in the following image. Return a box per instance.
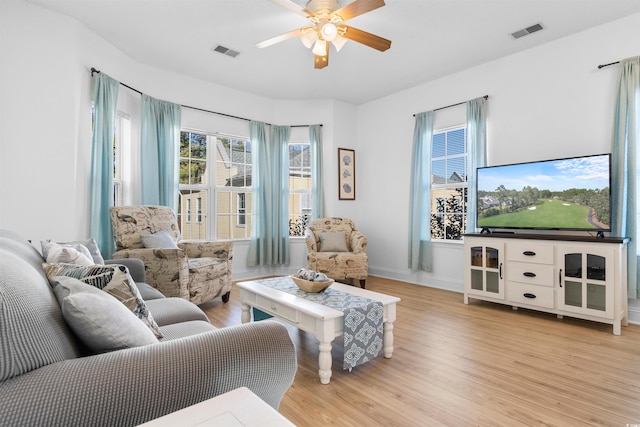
[523,293,537,299]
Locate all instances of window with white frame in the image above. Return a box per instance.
[288,141,312,237]
[113,112,130,206]
[430,126,467,241]
[178,130,253,240]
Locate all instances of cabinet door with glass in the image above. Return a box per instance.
[556,246,614,319]
[465,241,505,300]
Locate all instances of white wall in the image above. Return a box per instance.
[1,0,638,312]
[357,13,640,293]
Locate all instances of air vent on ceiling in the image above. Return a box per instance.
[511,23,544,39]
[212,45,240,58]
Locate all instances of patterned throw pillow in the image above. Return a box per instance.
[43,263,163,338]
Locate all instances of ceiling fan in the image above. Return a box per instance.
[256,0,391,69]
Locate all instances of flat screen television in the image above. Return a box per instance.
[476,153,611,234]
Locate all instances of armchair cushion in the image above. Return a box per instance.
[51,276,158,353]
[319,231,349,252]
[43,263,163,338]
[142,230,178,249]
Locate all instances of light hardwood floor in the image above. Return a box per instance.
[199,276,640,427]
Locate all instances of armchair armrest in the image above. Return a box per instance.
[179,240,232,260]
[304,229,318,253]
[112,248,189,300]
[0,321,297,427]
[350,231,368,253]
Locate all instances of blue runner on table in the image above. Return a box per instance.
[256,276,384,370]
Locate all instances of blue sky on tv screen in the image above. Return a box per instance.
[477,155,610,193]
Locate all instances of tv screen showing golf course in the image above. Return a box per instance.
[476,153,611,231]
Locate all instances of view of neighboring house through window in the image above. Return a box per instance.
[289,142,312,237]
[179,131,208,239]
[178,130,312,240]
[431,126,467,241]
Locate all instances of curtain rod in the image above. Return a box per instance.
[412,95,489,117]
[90,67,321,128]
[597,61,620,69]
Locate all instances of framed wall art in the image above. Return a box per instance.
[338,148,356,200]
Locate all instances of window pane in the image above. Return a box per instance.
[447,157,465,183]
[178,189,207,239]
[432,133,445,158]
[448,128,466,155]
[288,142,312,236]
[432,159,446,184]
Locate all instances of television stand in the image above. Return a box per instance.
[463,233,629,335]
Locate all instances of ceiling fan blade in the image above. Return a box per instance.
[314,42,329,69]
[269,0,314,18]
[341,25,391,52]
[333,0,385,21]
[256,28,303,48]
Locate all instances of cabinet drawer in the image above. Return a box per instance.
[508,262,555,287]
[507,243,554,264]
[255,296,298,323]
[507,282,555,309]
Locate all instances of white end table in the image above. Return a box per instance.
[137,387,295,426]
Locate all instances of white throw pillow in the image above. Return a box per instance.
[41,241,94,265]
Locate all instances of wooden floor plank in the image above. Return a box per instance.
[199,276,640,427]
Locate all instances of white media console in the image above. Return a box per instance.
[463,233,629,335]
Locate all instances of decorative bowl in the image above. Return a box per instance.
[290,275,334,293]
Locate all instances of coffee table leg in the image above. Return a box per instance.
[383,321,395,358]
[318,341,332,384]
[241,303,251,324]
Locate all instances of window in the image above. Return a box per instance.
[288,142,312,237]
[430,126,467,241]
[179,131,208,239]
[178,130,253,240]
[113,112,130,206]
[216,136,252,239]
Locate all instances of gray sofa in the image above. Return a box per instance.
[0,229,297,427]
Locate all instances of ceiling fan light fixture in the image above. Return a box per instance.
[320,22,337,41]
[300,28,318,48]
[331,34,347,52]
[312,39,327,56]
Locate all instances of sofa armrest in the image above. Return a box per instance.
[0,321,296,427]
[105,258,146,283]
[350,230,368,253]
[112,248,189,300]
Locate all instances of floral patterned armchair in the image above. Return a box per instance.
[110,206,233,305]
[304,217,368,288]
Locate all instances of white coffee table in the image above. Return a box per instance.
[237,279,400,384]
[137,386,295,426]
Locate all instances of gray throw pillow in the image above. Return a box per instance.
[43,263,163,338]
[319,231,349,252]
[51,276,158,353]
[141,230,178,249]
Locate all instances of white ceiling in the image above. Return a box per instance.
[28,0,640,105]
